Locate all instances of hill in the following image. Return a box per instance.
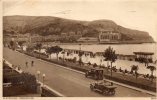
[3,15,154,43]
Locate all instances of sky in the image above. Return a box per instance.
[3,0,157,41]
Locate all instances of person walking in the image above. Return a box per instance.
[25,61,28,68]
[18,65,21,70]
[31,61,34,67]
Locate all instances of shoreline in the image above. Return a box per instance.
[42,42,156,45]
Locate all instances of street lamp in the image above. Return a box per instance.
[62,49,65,63]
[37,71,40,82]
[100,58,103,67]
[79,44,81,51]
[42,74,46,86]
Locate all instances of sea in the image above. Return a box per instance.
[51,43,157,59]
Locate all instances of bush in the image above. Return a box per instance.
[93,63,97,68]
[8,72,38,93]
[104,74,156,92]
[72,57,77,63]
[148,58,153,63]
[58,57,62,60]
[87,62,91,65]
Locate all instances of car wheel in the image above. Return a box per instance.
[112,90,115,95]
[101,90,105,94]
[103,90,107,95]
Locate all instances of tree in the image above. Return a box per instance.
[78,51,84,67]
[12,72,38,93]
[46,47,52,59]
[144,58,149,67]
[131,65,139,82]
[61,51,65,62]
[103,46,117,77]
[35,43,42,52]
[46,46,63,60]
[18,41,25,48]
[147,65,156,83]
[34,43,42,58]
[26,46,34,52]
[93,63,98,68]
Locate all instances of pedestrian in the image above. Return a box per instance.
[119,67,122,72]
[18,65,21,70]
[110,82,113,86]
[18,66,21,70]
[31,60,34,67]
[15,65,18,70]
[12,64,15,69]
[26,61,28,68]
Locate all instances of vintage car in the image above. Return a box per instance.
[90,80,117,96]
[85,68,103,80]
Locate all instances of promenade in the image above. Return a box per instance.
[3,47,155,97]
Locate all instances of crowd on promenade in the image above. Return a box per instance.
[48,50,156,76]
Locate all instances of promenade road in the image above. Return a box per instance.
[3,48,154,97]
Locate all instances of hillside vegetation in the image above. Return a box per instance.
[3,15,154,43]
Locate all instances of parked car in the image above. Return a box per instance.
[85,68,103,80]
[90,80,116,96]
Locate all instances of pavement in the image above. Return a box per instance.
[3,47,156,97]
[4,59,64,97]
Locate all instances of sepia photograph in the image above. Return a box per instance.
[2,0,157,98]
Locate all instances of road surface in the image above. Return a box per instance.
[3,48,154,97]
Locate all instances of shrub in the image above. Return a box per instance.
[93,63,97,68]
[8,72,38,93]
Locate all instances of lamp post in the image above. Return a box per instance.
[79,44,81,51]
[62,49,65,63]
[37,71,40,82]
[100,58,103,67]
[42,74,46,87]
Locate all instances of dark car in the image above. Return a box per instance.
[85,68,103,80]
[90,80,116,96]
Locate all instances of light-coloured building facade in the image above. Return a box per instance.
[99,30,121,43]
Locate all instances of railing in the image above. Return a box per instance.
[3,59,23,74]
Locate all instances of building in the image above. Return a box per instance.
[116,54,136,61]
[45,35,59,42]
[3,33,60,44]
[77,37,99,43]
[61,32,82,38]
[30,34,43,43]
[61,31,82,37]
[133,52,154,63]
[60,32,82,42]
[64,49,95,58]
[99,30,121,43]
[3,33,30,43]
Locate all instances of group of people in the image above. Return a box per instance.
[12,64,21,70]
[25,60,34,67]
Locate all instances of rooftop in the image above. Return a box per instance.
[133,52,154,55]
